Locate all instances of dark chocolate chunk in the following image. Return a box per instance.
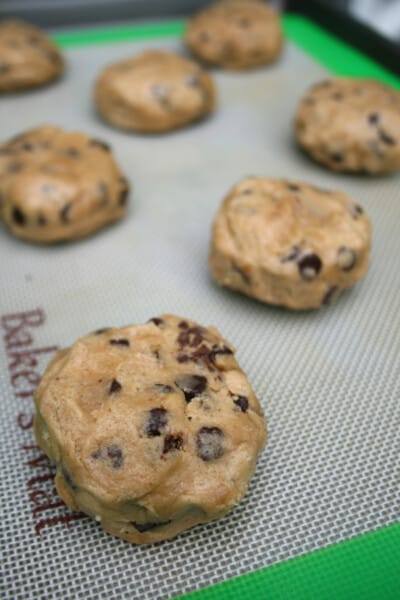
[91,449,102,460]
[351,204,364,219]
[21,142,34,152]
[145,408,168,437]
[210,344,233,363]
[337,246,356,271]
[148,317,164,327]
[60,203,71,224]
[175,374,207,402]
[163,433,183,454]
[109,379,122,394]
[106,444,124,469]
[154,384,174,393]
[241,188,254,195]
[178,326,205,348]
[90,138,111,152]
[178,321,189,329]
[132,520,171,532]
[330,152,343,163]
[323,286,338,306]
[95,327,110,334]
[12,206,26,226]
[37,214,47,226]
[233,395,249,413]
[119,186,129,207]
[62,467,77,491]
[332,92,343,101]
[65,147,80,158]
[379,129,396,146]
[287,183,300,192]
[298,253,322,280]
[196,427,224,462]
[109,338,130,346]
[368,112,379,125]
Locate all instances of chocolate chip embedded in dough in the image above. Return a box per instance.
[163,433,183,454]
[145,408,168,437]
[298,253,322,281]
[175,374,207,402]
[109,338,130,347]
[132,520,172,532]
[12,206,26,226]
[109,379,122,394]
[233,395,249,413]
[196,426,224,461]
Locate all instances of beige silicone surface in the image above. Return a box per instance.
[0,32,399,600]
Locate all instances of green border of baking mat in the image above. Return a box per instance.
[53,13,400,599]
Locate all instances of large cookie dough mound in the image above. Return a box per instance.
[0,126,129,243]
[209,178,371,310]
[94,50,216,132]
[185,0,283,70]
[34,315,266,544]
[0,20,64,92]
[295,78,400,174]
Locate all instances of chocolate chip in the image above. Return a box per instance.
[37,214,47,226]
[179,321,189,329]
[210,344,233,363]
[175,374,207,402]
[163,434,183,454]
[330,152,343,163]
[106,444,124,469]
[298,253,322,280]
[60,203,71,224]
[337,246,356,271]
[109,338,130,346]
[148,317,164,327]
[239,18,251,28]
[178,326,205,348]
[109,379,122,394]
[281,246,301,263]
[379,130,396,146]
[154,384,174,393]
[233,395,249,413]
[368,112,379,125]
[287,183,300,192]
[351,204,364,219]
[132,520,171,532]
[323,286,338,305]
[241,188,254,195]
[98,181,109,207]
[21,142,34,152]
[12,206,26,226]
[119,186,129,207]
[196,427,224,462]
[145,408,168,437]
[90,138,111,152]
[91,449,102,460]
[151,83,171,108]
[332,92,343,101]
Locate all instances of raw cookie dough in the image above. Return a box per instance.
[94,50,216,132]
[295,78,400,174]
[0,19,64,92]
[209,177,371,310]
[185,0,283,70]
[34,314,266,544]
[0,126,129,243]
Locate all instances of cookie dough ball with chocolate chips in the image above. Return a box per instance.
[34,315,266,544]
[0,20,64,92]
[209,177,371,310]
[94,50,216,133]
[0,126,130,243]
[185,0,283,70]
[295,78,400,174]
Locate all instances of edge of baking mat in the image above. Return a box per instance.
[50,13,400,599]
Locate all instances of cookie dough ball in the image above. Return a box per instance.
[185,0,283,70]
[0,126,129,243]
[209,178,371,310]
[0,19,64,92]
[94,50,216,132]
[34,314,266,544]
[295,78,400,174]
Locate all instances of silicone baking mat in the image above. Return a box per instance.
[1,15,399,600]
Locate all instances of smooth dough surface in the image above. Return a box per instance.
[0,126,129,243]
[209,177,371,310]
[295,78,400,174]
[185,0,283,70]
[94,50,216,132]
[0,19,64,92]
[34,314,266,544]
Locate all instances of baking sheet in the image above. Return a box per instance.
[1,31,399,600]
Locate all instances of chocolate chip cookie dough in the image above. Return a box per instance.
[94,50,216,133]
[0,20,64,92]
[34,315,266,544]
[0,126,129,243]
[295,78,400,174]
[185,0,283,70]
[209,178,371,310]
